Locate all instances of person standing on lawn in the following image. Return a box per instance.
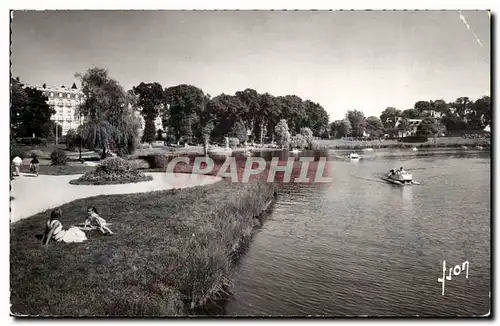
[12,156,22,176]
[30,154,40,176]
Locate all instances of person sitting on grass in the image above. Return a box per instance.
[30,154,40,176]
[84,206,114,235]
[42,208,87,246]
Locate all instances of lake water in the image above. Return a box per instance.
[220,148,491,316]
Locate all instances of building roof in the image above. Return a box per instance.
[394,117,423,127]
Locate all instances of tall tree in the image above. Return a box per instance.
[430,99,449,116]
[300,127,314,149]
[401,108,419,119]
[379,107,402,129]
[451,97,474,121]
[165,84,208,142]
[278,95,307,134]
[416,117,438,137]
[11,78,55,138]
[365,116,384,138]
[231,119,248,144]
[76,67,140,158]
[142,119,156,145]
[414,101,432,116]
[257,92,281,144]
[302,100,329,136]
[202,121,215,154]
[131,82,165,144]
[207,94,246,138]
[274,119,291,149]
[471,96,491,129]
[346,110,366,137]
[235,88,261,140]
[330,119,352,138]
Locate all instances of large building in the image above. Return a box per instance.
[24,83,84,136]
[24,82,164,137]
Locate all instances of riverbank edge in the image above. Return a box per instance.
[313,140,490,150]
[191,195,276,314]
[10,180,277,316]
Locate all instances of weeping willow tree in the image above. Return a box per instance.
[75,68,141,158]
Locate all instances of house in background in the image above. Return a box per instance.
[394,118,423,138]
[420,109,444,119]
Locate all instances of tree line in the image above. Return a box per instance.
[10,68,330,156]
[131,82,330,146]
[11,67,491,158]
[330,97,491,139]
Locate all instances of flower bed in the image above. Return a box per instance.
[70,157,153,185]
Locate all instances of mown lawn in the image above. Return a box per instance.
[19,164,95,175]
[10,180,276,316]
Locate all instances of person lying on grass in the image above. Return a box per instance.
[83,206,114,235]
[42,208,87,245]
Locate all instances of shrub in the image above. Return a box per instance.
[153,154,168,169]
[399,135,428,143]
[50,149,68,165]
[290,134,307,149]
[228,137,240,148]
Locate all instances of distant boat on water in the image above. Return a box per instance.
[208,146,233,155]
[349,152,360,160]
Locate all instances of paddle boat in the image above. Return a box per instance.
[291,148,301,154]
[412,146,418,151]
[461,146,468,150]
[364,147,374,151]
[476,146,483,150]
[383,167,418,185]
[349,152,360,160]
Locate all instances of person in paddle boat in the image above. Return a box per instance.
[84,206,115,235]
[42,209,87,246]
[399,166,406,174]
[387,169,395,177]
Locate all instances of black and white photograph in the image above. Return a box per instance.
[8,6,492,318]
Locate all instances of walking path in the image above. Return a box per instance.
[10,172,222,223]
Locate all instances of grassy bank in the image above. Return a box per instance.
[313,137,490,150]
[10,180,276,316]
